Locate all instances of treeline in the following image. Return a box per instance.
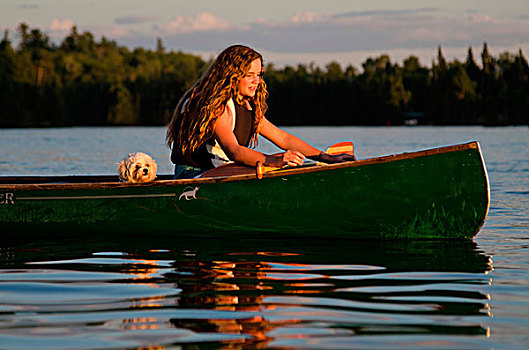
[266,46,529,126]
[1,23,528,127]
[0,24,205,127]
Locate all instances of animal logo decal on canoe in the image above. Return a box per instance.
[179,186,199,201]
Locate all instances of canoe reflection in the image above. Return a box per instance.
[153,239,492,347]
[168,259,277,343]
[1,237,493,348]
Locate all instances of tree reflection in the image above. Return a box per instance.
[151,240,493,347]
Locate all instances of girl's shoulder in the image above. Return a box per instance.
[226,99,235,115]
[218,99,236,131]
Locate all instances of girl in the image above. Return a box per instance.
[166,45,354,179]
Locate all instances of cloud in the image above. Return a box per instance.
[115,16,160,25]
[49,18,75,32]
[103,8,529,68]
[159,12,230,34]
[289,12,322,24]
[242,8,524,52]
[102,26,133,38]
[468,13,496,24]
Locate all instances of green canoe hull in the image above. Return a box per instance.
[0,142,490,239]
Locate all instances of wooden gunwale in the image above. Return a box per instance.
[0,141,480,191]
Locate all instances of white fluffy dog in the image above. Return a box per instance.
[117,152,157,183]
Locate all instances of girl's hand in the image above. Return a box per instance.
[319,153,356,163]
[266,150,305,167]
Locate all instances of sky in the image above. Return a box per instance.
[2,0,529,68]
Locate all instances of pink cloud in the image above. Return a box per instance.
[469,13,497,24]
[49,18,75,32]
[290,12,321,24]
[103,26,133,38]
[161,12,230,34]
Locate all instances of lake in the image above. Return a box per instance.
[1,126,528,349]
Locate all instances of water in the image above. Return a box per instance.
[1,126,528,349]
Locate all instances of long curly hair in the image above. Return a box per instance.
[166,45,268,164]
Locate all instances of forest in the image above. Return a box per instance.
[1,23,528,128]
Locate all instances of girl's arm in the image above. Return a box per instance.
[259,117,356,163]
[258,117,320,159]
[214,107,355,167]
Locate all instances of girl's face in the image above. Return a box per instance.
[238,58,262,98]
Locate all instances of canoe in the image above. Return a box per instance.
[0,141,489,239]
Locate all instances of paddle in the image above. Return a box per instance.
[200,141,354,179]
[324,141,354,156]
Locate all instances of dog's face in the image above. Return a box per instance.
[117,152,157,183]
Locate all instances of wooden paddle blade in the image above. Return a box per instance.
[325,141,354,155]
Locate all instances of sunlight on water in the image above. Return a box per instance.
[0,238,494,349]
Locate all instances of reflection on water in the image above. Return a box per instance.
[0,237,493,349]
